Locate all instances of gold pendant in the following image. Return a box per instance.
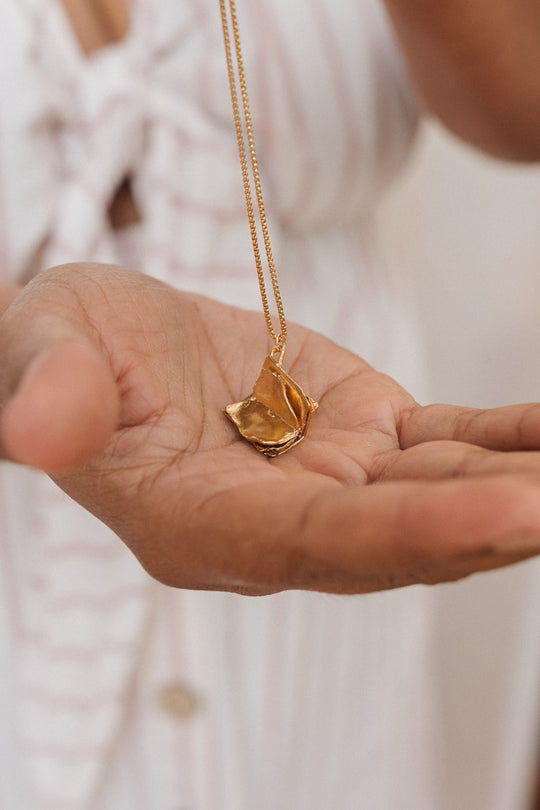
[220,1,320,456]
[224,356,318,457]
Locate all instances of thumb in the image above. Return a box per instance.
[1,340,119,474]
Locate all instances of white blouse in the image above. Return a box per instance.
[0,1,444,808]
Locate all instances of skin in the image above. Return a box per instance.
[61,0,129,52]
[382,0,540,160]
[3,3,538,595]
[1,264,540,595]
[62,0,540,160]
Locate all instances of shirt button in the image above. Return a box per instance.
[156,681,200,720]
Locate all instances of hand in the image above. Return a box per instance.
[1,263,540,595]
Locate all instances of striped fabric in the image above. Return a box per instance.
[0,1,443,808]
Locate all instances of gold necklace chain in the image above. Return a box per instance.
[218,0,287,364]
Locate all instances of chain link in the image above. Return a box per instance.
[219,0,287,362]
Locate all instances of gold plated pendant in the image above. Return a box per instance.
[220,1,320,456]
[224,356,318,457]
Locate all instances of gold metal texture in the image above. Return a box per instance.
[224,356,318,457]
[219,0,318,454]
[219,0,287,359]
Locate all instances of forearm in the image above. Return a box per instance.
[383,0,540,161]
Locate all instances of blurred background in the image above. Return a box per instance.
[380,120,540,810]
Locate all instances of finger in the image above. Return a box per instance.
[132,473,540,594]
[0,341,119,473]
[0,282,21,314]
[400,402,540,451]
[376,440,540,484]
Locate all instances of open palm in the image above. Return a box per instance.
[1,263,540,594]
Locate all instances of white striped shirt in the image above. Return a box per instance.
[0,1,444,808]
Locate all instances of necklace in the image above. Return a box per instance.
[219,0,318,457]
